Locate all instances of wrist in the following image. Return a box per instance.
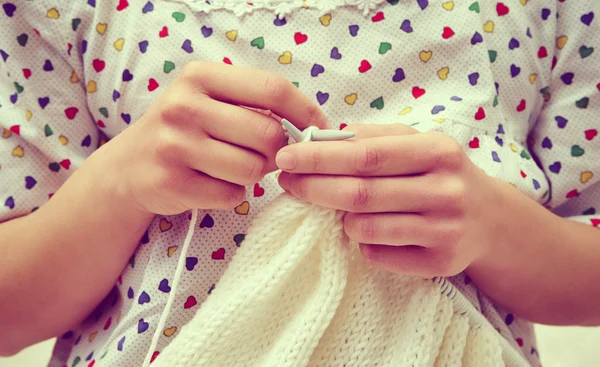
[86,138,156,222]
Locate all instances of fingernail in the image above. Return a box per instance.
[278,172,290,190]
[276,152,296,171]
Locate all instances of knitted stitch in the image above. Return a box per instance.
[152,193,529,367]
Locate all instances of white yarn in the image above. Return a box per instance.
[142,209,199,367]
[152,194,530,367]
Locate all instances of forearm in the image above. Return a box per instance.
[0,144,155,355]
[466,176,600,326]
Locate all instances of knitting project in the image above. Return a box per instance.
[151,193,529,366]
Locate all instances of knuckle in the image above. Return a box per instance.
[222,185,246,207]
[429,132,464,170]
[308,146,323,173]
[344,179,372,212]
[244,156,267,184]
[152,168,180,194]
[440,220,466,246]
[160,97,204,126]
[439,178,467,213]
[262,74,290,101]
[180,61,205,80]
[428,250,456,276]
[154,129,182,160]
[216,182,246,209]
[352,143,383,174]
[357,215,377,243]
[260,121,286,151]
[293,176,309,201]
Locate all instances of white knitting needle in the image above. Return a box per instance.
[281,118,355,143]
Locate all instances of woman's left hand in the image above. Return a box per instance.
[276,124,497,277]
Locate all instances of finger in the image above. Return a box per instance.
[359,244,458,277]
[182,61,330,130]
[176,136,270,186]
[276,132,463,176]
[343,123,419,139]
[278,173,445,213]
[171,169,247,210]
[343,212,441,247]
[200,101,288,161]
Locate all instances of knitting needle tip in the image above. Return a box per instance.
[310,130,356,141]
[280,118,304,143]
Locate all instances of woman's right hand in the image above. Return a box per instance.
[101,61,330,215]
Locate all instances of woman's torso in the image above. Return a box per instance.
[48,1,557,365]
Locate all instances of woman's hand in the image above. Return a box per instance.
[276,123,600,326]
[276,124,495,277]
[107,61,329,216]
[0,61,329,355]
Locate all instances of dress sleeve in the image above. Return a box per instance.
[529,1,600,227]
[0,2,99,222]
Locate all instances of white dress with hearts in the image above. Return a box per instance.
[0,1,599,366]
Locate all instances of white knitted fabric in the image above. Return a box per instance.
[152,193,527,367]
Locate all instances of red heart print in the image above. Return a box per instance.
[412,86,425,99]
[97,120,106,128]
[223,57,232,65]
[65,107,79,119]
[92,59,105,73]
[585,129,598,140]
[159,26,169,38]
[118,275,122,284]
[253,183,265,197]
[520,170,527,178]
[294,32,308,45]
[591,218,600,227]
[474,107,486,120]
[103,316,112,330]
[537,46,548,58]
[340,123,348,130]
[184,295,197,309]
[212,248,225,260]
[442,27,455,39]
[358,60,371,73]
[148,78,159,91]
[551,56,557,70]
[496,2,509,16]
[117,0,129,11]
[596,82,600,92]
[23,68,31,79]
[9,125,20,135]
[515,338,523,347]
[371,11,384,22]
[516,99,526,112]
[60,159,71,170]
[468,137,480,149]
[49,193,54,199]
[150,352,160,363]
[88,360,96,367]
[566,189,579,199]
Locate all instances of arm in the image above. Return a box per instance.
[466,175,600,326]
[0,6,329,353]
[0,146,154,355]
[0,6,153,355]
[468,0,600,325]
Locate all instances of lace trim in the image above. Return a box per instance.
[163,0,392,17]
